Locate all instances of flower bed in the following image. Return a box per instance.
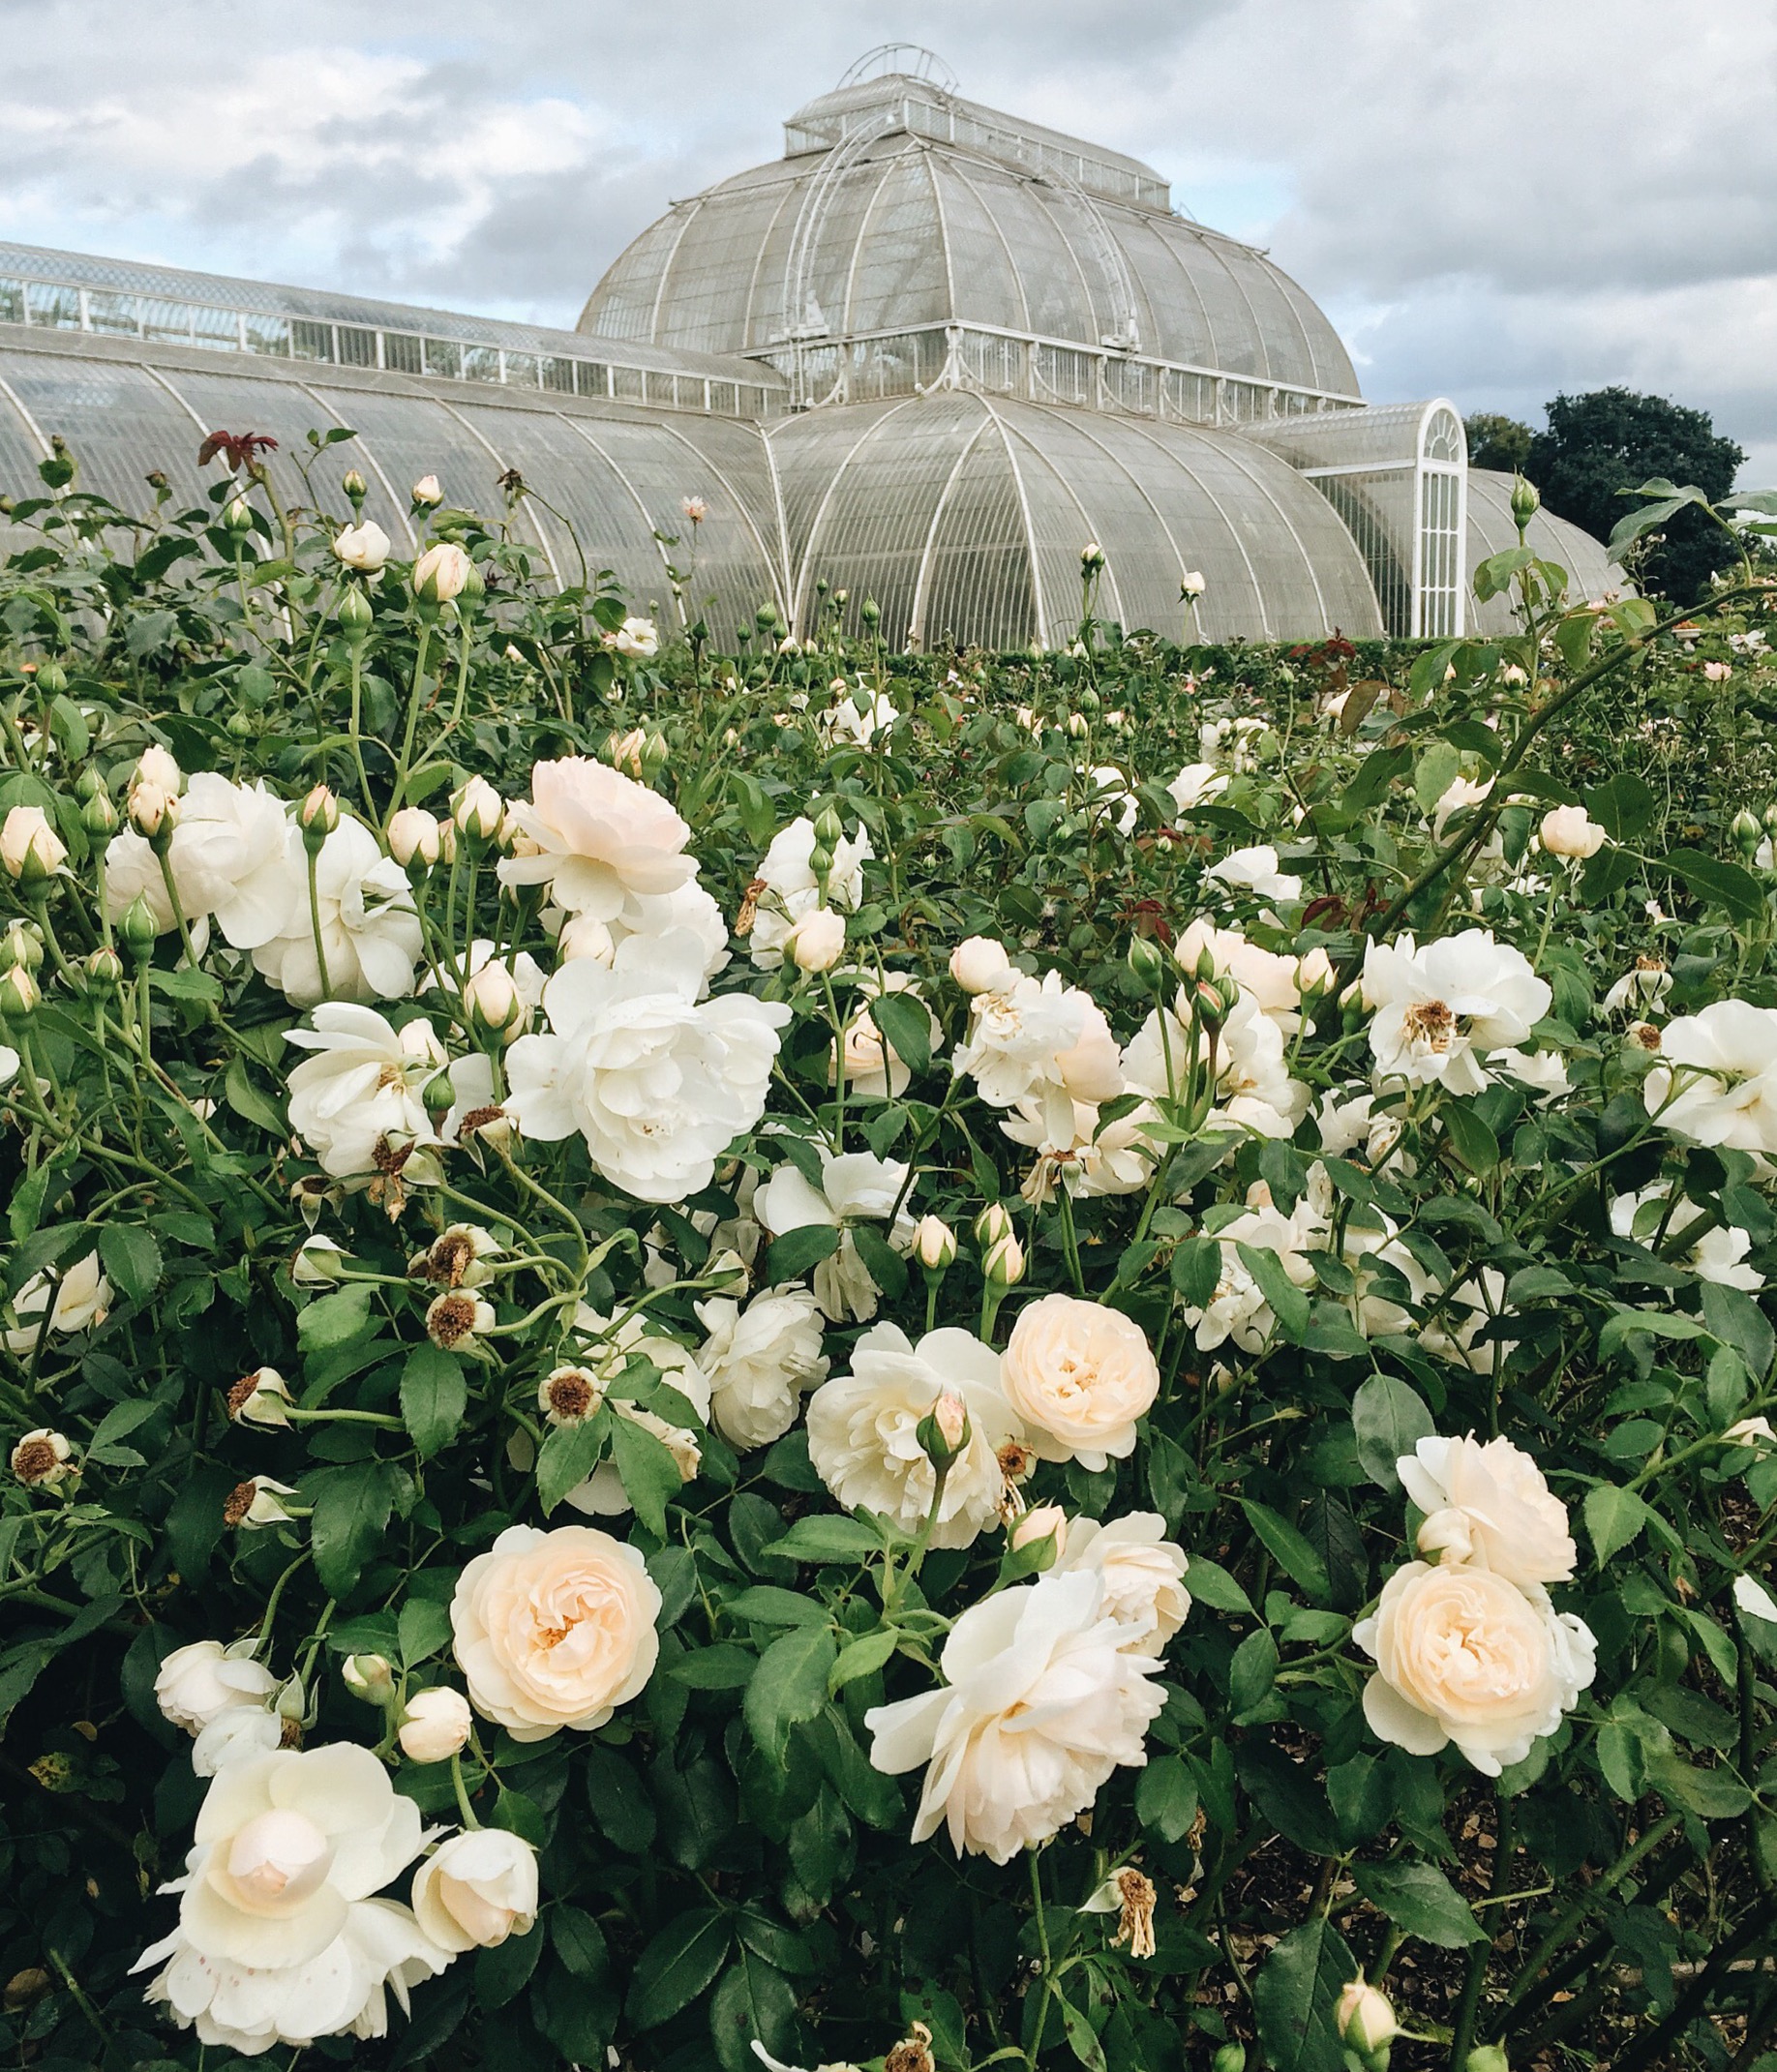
[1,449,1775,2072]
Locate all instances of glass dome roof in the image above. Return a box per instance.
[1465,469,1623,633]
[580,83,1358,402]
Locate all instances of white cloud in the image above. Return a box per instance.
[0,0,1770,480]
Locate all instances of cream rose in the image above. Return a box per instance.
[496,757,694,921]
[155,1640,279,1737]
[1000,1294,1160,1469]
[411,1829,538,1951]
[1354,1562,1596,1776]
[1398,1433,1576,1585]
[1053,1513,1190,1652]
[450,1523,661,1740]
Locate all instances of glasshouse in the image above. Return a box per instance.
[0,48,1614,644]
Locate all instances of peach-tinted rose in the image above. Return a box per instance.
[1000,1294,1160,1470]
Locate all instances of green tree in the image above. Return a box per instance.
[1526,385,1744,604]
[1465,411,1533,474]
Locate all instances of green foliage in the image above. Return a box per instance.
[1465,411,1534,475]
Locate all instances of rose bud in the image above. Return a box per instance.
[785,905,846,973]
[411,473,442,507]
[342,1653,396,1706]
[412,1828,538,1951]
[1337,1978,1399,2057]
[463,961,527,1042]
[332,520,389,572]
[412,541,472,604]
[0,805,67,884]
[451,775,504,843]
[914,1215,957,1272]
[387,806,441,868]
[398,1684,473,1762]
[1009,1503,1068,1567]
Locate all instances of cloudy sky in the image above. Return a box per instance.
[3,0,1772,480]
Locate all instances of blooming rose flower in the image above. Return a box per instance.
[155,1640,278,1737]
[1362,930,1551,1096]
[1430,774,1494,842]
[1602,957,1672,1015]
[819,685,898,745]
[4,1250,109,1354]
[131,1743,447,2055]
[412,1830,538,1951]
[191,1708,285,1778]
[1203,843,1302,902]
[286,1006,443,1179]
[1122,986,1307,1139]
[1176,916,1302,1030]
[504,935,789,1204]
[805,1323,1024,1548]
[1539,804,1608,858]
[1083,765,1138,835]
[172,776,305,949]
[333,521,391,571]
[1001,1096,1156,1205]
[1611,1186,1762,1290]
[1165,763,1229,814]
[1001,1295,1160,1469]
[1398,1433,1576,1585]
[834,972,943,1100]
[611,616,659,658]
[865,1570,1166,1862]
[452,1523,661,1738]
[748,816,872,970]
[497,758,693,921]
[253,817,421,1007]
[1355,1562,1596,1776]
[756,1149,914,1322]
[953,969,1124,1140]
[1178,1198,1320,1352]
[411,474,442,506]
[1421,1268,1518,1376]
[1643,1001,1777,1153]
[1052,1514,1190,1651]
[696,1285,828,1449]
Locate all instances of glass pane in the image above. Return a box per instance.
[26,284,82,330]
[86,290,141,338]
[540,357,576,394]
[140,298,195,345]
[0,279,23,325]
[502,351,537,387]
[573,362,610,400]
[462,345,500,383]
[382,332,423,375]
[337,325,377,369]
[291,320,333,363]
[424,338,462,379]
[192,305,239,351]
[244,315,290,357]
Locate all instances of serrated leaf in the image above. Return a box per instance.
[1351,1861,1486,1947]
[1251,1917,1357,2072]
[536,1415,607,1516]
[224,1053,286,1137]
[744,1625,836,1760]
[399,1343,467,1461]
[1351,1373,1433,1492]
[610,1410,688,1536]
[828,1628,897,1693]
[1235,1241,1310,1341]
[866,989,932,1078]
[308,1461,395,1597]
[98,1223,162,1304]
[296,1284,375,1350]
[1584,1483,1649,1565]
[764,1516,883,1566]
[625,1907,732,2028]
[764,1222,841,1284]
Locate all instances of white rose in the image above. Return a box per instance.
[412,1829,538,1951]
[411,474,442,506]
[450,1523,661,1740]
[398,1685,474,1763]
[612,616,659,659]
[805,1323,1024,1548]
[696,1286,828,1449]
[412,541,472,603]
[748,817,872,970]
[1398,1432,1577,1585]
[755,1149,913,1322]
[949,936,1014,995]
[252,817,421,1007]
[1644,1001,1777,1153]
[497,757,693,921]
[1,804,66,880]
[1354,1562,1596,1776]
[1165,763,1228,814]
[286,1005,442,1178]
[786,905,846,973]
[333,521,391,572]
[1539,804,1608,858]
[1362,930,1551,1097]
[4,1251,110,1354]
[1052,1513,1190,1652]
[1000,1294,1160,1469]
[387,807,441,868]
[130,1744,447,2056]
[865,1570,1165,1863]
[167,775,303,950]
[1204,843,1302,902]
[155,1640,278,1736]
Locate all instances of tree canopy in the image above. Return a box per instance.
[1465,411,1533,474]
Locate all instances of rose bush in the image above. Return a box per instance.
[0,440,1774,2072]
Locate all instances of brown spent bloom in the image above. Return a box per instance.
[11,1436,63,1486]
[1112,1868,1158,1959]
[223,1480,258,1528]
[226,1374,258,1419]
[543,1367,600,1423]
[424,1229,478,1287]
[734,878,768,939]
[1629,1021,1662,1053]
[885,2022,935,2072]
[426,1291,486,1351]
[459,1104,508,1141]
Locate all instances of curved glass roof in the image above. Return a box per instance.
[768,390,1383,649]
[0,327,787,638]
[580,98,1357,403]
[1466,469,1622,633]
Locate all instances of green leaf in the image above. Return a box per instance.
[537,1415,607,1516]
[1585,772,1656,843]
[1058,1995,1108,2072]
[1351,1374,1434,1492]
[397,1597,452,1667]
[98,1223,162,1304]
[671,1644,759,1691]
[1229,1628,1280,1719]
[474,1916,544,2010]
[308,1461,395,1597]
[1170,1234,1221,1307]
[1701,1279,1775,1382]
[850,1221,909,1303]
[1179,1555,1255,1619]
[86,1396,159,1465]
[625,1907,733,2028]
[1135,1751,1199,1844]
[296,1284,376,1350]
[1441,1098,1499,1175]
[1668,848,1766,926]
[224,1053,287,1137]
[744,1626,836,1760]
[1235,1242,1310,1342]
[867,989,932,1078]
[1251,1917,1358,2072]
[1351,1861,1485,1947]
[1239,1499,1331,1603]
[399,1344,467,1461]
[610,1410,689,1536]
[708,1946,798,2072]
[764,1516,883,1566]
[1598,1308,1709,1361]
[1643,1748,1752,1820]
[1584,1484,1650,1566]
[764,1223,841,1284]
[828,1628,897,1694]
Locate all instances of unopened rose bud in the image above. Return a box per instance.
[80,789,117,838]
[1509,473,1541,530]
[451,775,503,844]
[332,520,389,572]
[300,784,340,836]
[914,1215,957,1272]
[1732,808,1763,858]
[1067,711,1090,738]
[917,1390,971,1467]
[982,1230,1025,1287]
[411,474,442,508]
[975,1202,1013,1248]
[785,905,846,973]
[0,966,41,1021]
[1297,946,1335,997]
[398,1684,472,1762]
[951,936,1012,995]
[342,1652,396,1705]
[605,728,647,778]
[1080,540,1105,573]
[1010,1503,1067,1565]
[128,780,177,839]
[11,1428,75,1487]
[387,806,440,868]
[227,1366,292,1427]
[35,659,68,696]
[435,816,458,865]
[341,469,368,506]
[860,596,881,627]
[1128,935,1169,992]
[463,960,527,1041]
[1337,1979,1398,2057]
[1463,2050,1509,2072]
[84,946,124,995]
[337,585,375,640]
[119,894,159,958]
[222,495,255,537]
[814,802,845,851]
[412,541,472,605]
[557,912,616,965]
[0,805,67,884]
[0,922,40,975]
[642,732,670,779]
[1180,569,1207,599]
